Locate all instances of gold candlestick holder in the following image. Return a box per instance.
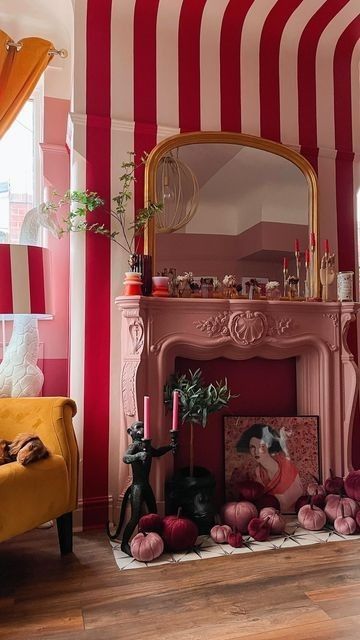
[295,251,301,297]
[310,245,316,298]
[320,253,335,302]
[283,267,288,297]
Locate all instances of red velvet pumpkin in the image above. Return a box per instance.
[138,513,163,534]
[344,470,360,501]
[255,494,281,512]
[324,494,358,524]
[162,513,198,552]
[324,469,344,495]
[235,480,264,502]
[298,504,326,531]
[228,531,244,548]
[210,524,232,544]
[221,501,258,534]
[130,532,164,562]
[259,507,285,534]
[248,517,271,541]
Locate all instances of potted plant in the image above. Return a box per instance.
[164,368,236,533]
[41,152,163,275]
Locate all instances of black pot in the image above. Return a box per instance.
[165,466,216,534]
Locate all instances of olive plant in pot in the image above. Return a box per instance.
[164,368,236,533]
[41,153,163,291]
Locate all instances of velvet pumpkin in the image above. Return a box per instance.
[130,532,164,562]
[228,531,244,548]
[248,517,271,541]
[221,501,258,534]
[344,470,360,501]
[324,494,358,524]
[355,510,360,531]
[210,524,232,544]
[255,494,281,512]
[138,513,163,534]
[235,480,264,502]
[307,481,326,497]
[162,513,198,552]
[325,469,344,495]
[259,507,285,534]
[334,514,356,536]
[298,504,326,531]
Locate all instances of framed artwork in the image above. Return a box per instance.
[223,416,320,513]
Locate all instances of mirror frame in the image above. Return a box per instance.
[144,131,319,296]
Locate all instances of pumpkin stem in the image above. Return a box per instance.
[176,506,182,519]
[330,468,334,479]
[310,473,319,484]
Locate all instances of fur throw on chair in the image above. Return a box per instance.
[0,433,49,466]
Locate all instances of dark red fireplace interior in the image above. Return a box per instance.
[173,356,297,507]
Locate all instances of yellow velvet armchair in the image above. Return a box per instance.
[0,397,78,554]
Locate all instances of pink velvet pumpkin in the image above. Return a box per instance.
[334,514,356,536]
[259,507,285,534]
[307,481,326,497]
[138,513,163,534]
[298,504,326,531]
[130,532,164,562]
[221,501,258,534]
[228,531,243,548]
[162,513,198,552]
[210,524,232,544]
[344,470,360,501]
[324,494,358,523]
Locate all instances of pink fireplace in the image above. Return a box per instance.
[115,297,359,512]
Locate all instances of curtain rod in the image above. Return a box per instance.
[5,40,68,58]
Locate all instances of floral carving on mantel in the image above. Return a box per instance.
[129,319,144,355]
[195,311,292,346]
[323,313,339,352]
[121,361,137,416]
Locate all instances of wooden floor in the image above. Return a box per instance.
[1,529,360,640]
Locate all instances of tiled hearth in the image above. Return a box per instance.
[110,519,360,571]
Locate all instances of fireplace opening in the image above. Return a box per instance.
[172,356,297,507]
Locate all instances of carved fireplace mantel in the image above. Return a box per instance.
[115,296,359,509]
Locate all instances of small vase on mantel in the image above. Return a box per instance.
[123,271,143,296]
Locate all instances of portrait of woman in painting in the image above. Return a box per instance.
[231,423,304,512]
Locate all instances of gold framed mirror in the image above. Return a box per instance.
[144,131,318,297]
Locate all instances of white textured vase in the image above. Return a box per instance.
[0,316,44,397]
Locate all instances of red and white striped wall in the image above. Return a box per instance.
[70,0,360,528]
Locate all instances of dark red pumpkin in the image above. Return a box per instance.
[248,517,271,541]
[295,495,309,513]
[324,469,344,495]
[162,512,198,552]
[228,531,243,548]
[356,510,360,531]
[138,513,163,534]
[235,480,264,502]
[255,494,281,512]
[344,470,360,501]
[311,494,326,509]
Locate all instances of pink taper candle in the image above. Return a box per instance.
[295,238,300,253]
[324,239,329,254]
[143,396,150,439]
[305,248,310,267]
[310,232,316,248]
[283,257,288,269]
[172,391,179,430]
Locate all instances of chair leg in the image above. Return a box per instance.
[56,512,73,554]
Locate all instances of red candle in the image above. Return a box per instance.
[305,249,310,267]
[324,239,329,254]
[310,232,316,248]
[143,396,150,439]
[295,239,300,253]
[172,391,179,430]
[283,257,288,270]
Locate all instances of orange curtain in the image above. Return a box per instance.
[0,30,53,138]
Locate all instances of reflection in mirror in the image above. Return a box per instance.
[154,143,309,291]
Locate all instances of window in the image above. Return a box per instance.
[0,83,43,243]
